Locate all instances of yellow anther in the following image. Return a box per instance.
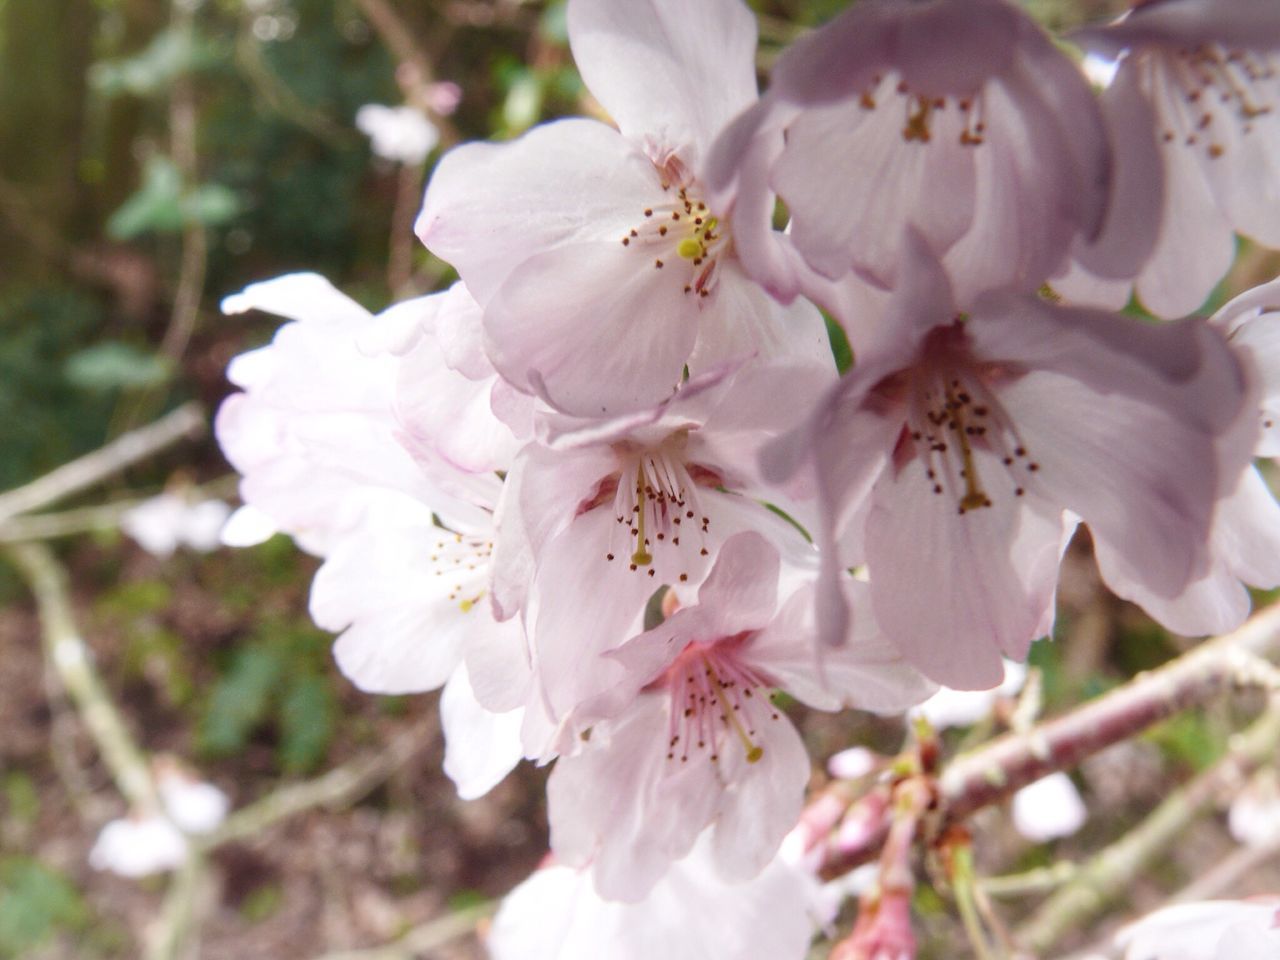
[676,237,703,260]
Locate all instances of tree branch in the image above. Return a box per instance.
[0,402,205,526]
[818,602,1280,880]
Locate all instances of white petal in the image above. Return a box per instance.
[440,665,524,800]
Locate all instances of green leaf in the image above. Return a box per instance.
[0,858,89,957]
[89,28,219,98]
[64,342,172,391]
[107,157,185,239]
[198,645,285,756]
[278,673,334,773]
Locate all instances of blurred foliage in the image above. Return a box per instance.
[0,858,90,958]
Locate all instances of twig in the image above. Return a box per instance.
[354,0,461,146]
[6,542,160,811]
[311,900,496,960]
[145,847,208,960]
[200,721,433,848]
[1015,698,1280,954]
[0,474,239,544]
[1171,835,1280,903]
[388,162,425,295]
[0,402,205,526]
[819,602,1280,879]
[159,0,206,365]
[981,861,1080,899]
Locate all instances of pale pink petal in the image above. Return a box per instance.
[416,119,662,303]
[440,665,524,800]
[566,0,757,167]
[484,239,699,415]
[866,452,1063,689]
[1135,77,1238,318]
[710,714,810,880]
[220,272,368,326]
[1011,772,1087,843]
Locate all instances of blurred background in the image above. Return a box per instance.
[3,0,1279,957]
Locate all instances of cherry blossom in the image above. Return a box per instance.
[416,0,831,416]
[765,235,1254,688]
[1011,773,1088,843]
[355,103,439,165]
[1060,0,1280,317]
[488,827,832,960]
[1095,275,1280,636]
[546,532,932,901]
[1115,899,1280,960]
[120,492,230,557]
[705,0,1109,312]
[491,359,836,755]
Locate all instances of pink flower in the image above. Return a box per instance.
[765,235,1254,688]
[545,532,931,900]
[416,0,831,416]
[1116,899,1280,960]
[1060,0,1280,317]
[706,0,1109,310]
[488,827,832,959]
[491,360,835,755]
[1096,275,1280,636]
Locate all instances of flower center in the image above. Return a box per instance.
[1150,44,1277,160]
[601,441,718,583]
[853,72,988,147]
[881,322,1038,515]
[619,182,728,299]
[662,635,779,765]
[429,530,493,612]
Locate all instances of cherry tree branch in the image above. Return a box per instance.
[818,602,1280,880]
[1017,696,1280,954]
[0,402,205,526]
[6,541,161,812]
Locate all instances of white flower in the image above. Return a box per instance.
[120,493,231,558]
[355,104,439,165]
[1116,899,1280,960]
[1011,772,1087,843]
[89,816,188,878]
[1228,770,1280,848]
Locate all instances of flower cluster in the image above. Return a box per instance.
[215,0,1280,954]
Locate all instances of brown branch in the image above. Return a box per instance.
[819,602,1280,880]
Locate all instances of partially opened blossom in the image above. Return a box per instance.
[492,359,837,754]
[765,235,1254,688]
[1060,0,1280,317]
[546,532,932,901]
[416,0,831,416]
[1116,899,1280,960]
[489,826,832,960]
[706,0,1109,311]
[1096,276,1280,635]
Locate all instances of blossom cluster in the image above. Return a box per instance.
[215,0,1280,954]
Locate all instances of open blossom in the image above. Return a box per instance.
[1095,275,1280,635]
[765,235,1254,688]
[492,359,835,754]
[1057,0,1280,318]
[217,273,471,555]
[1115,899,1280,960]
[546,532,932,901]
[706,0,1108,311]
[218,274,532,799]
[416,0,831,416]
[489,826,833,960]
